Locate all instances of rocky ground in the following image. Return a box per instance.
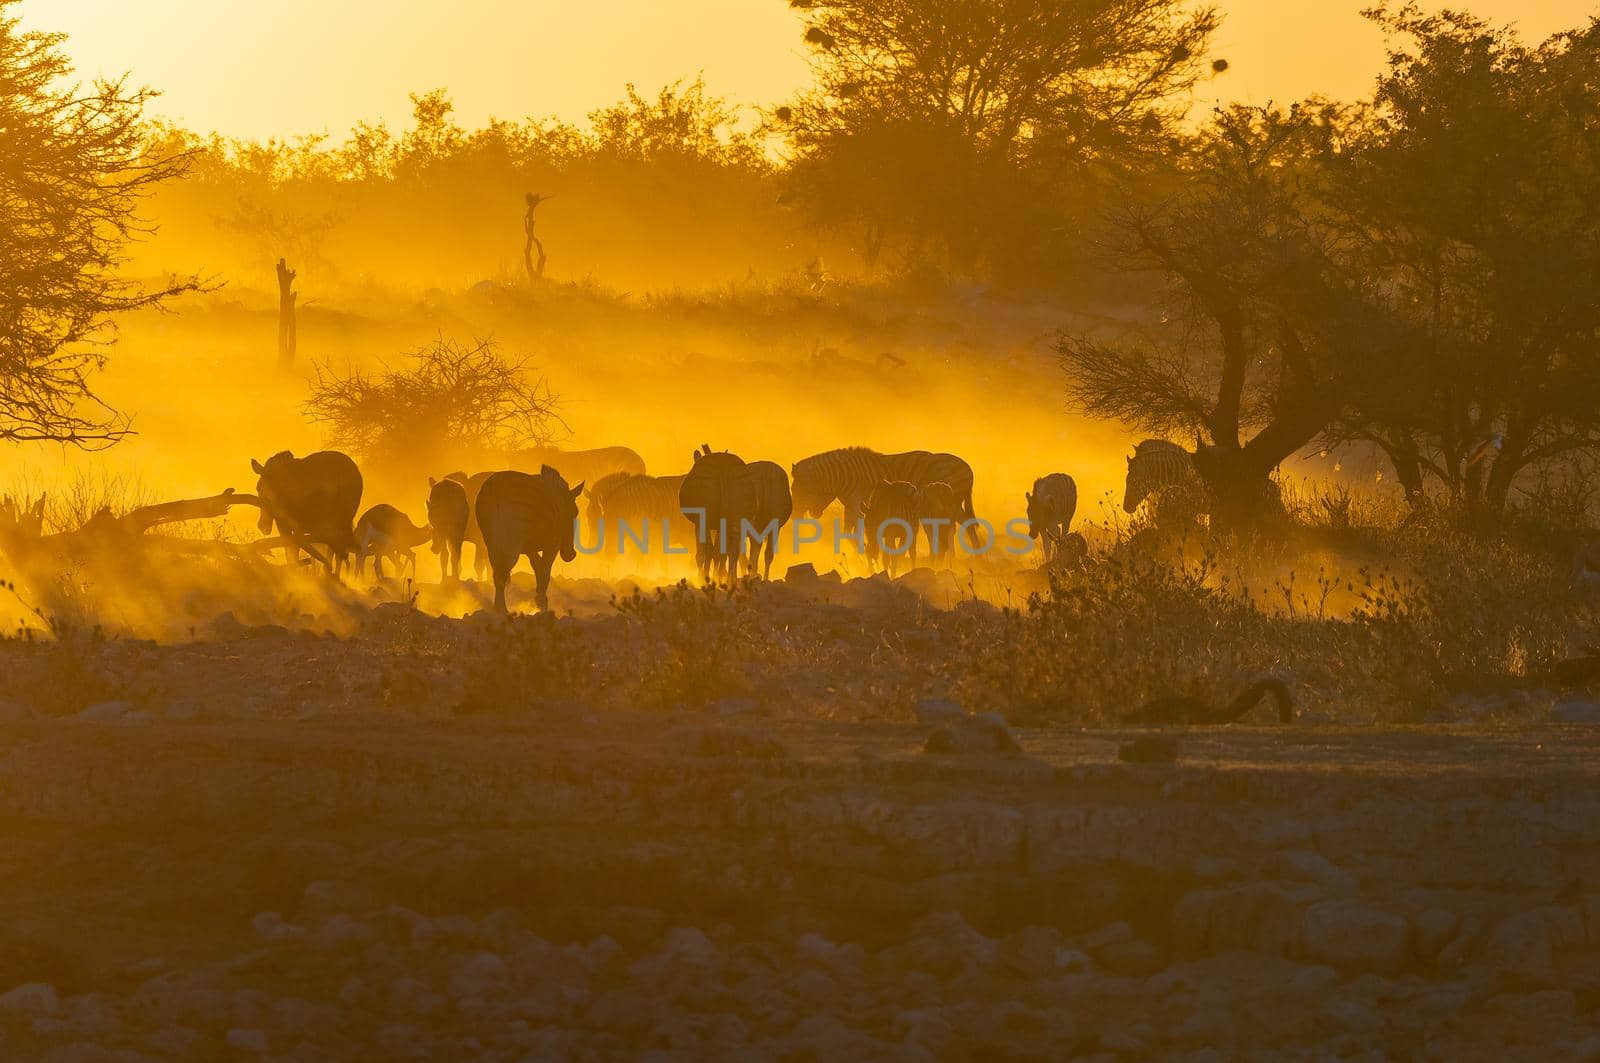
[0,688,1594,1060]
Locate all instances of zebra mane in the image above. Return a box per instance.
[1133,438,1187,457]
[1124,441,1201,513]
[795,446,880,469]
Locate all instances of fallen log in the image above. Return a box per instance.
[4,488,336,572]
[247,534,331,569]
[120,489,263,534]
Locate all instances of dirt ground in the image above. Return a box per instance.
[0,639,1597,1061]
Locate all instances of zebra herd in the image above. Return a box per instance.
[250,440,1177,612]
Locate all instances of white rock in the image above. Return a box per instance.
[583,935,622,972]
[1272,849,1358,894]
[60,992,119,1037]
[0,982,58,1017]
[449,952,509,1000]
[1301,900,1410,973]
[1481,906,1584,973]
[78,701,131,721]
[224,1027,268,1054]
[251,912,306,943]
[314,915,375,951]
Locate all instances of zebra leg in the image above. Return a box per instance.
[492,564,510,612]
[842,494,868,552]
[961,492,981,549]
[533,551,554,613]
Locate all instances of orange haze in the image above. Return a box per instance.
[19,1,1597,139]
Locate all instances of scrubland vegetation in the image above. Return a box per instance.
[5,0,1600,1056]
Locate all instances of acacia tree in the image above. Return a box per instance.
[776,0,1219,278]
[1321,8,1600,517]
[1059,106,1410,529]
[304,337,565,477]
[0,2,202,446]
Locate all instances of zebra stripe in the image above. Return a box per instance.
[883,451,975,503]
[1123,440,1203,514]
[1027,473,1078,562]
[508,446,646,485]
[791,447,889,518]
[586,473,691,552]
[792,447,977,524]
[1123,442,1285,526]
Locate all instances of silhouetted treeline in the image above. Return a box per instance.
[126,0,1230,296]
[775,0,1222,287]
[132,80,821,291]
[1062,8,1600,522]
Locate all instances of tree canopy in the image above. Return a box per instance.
[776,0,1220,279]
[0,0,200,447]
[1060,6,1600,523]
[303,337,565,477]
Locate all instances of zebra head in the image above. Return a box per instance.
[789,457,837,518]
[250,450,297,535]
[554,475,585,563]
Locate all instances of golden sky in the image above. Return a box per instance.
[16,0,1597,139]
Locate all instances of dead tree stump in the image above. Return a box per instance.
[523,193,554,282]
[276,258,297,368]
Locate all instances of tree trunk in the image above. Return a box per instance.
[1377,433,1427,510]
[1195,400,1329,534]
[862,223,885,273]
[276,258,297,369]
[524,233,547,281]
[1483,436,1525,518]
[1206,464,1284,535]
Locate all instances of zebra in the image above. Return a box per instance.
[507,446,646,486]
[444,470,496,581]
[678,447,792,583]
[791,447,978,544]
[475,465,584,613]
[1123,440,1200,512]
[864,480,920,575]
[1124,440,1286,529]
[914,481,963,565]
[426,477,470,580]
[585,471,692,569]
[1025,473,1078,567]
[251,450,363,577]
[1123,440,1207,528]
[734,461,792,581]
[680,446,752,585]
[354,503,432,581]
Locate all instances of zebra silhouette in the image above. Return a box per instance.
[791,447,978,546]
